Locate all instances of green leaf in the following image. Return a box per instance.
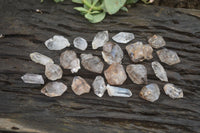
[89,12,106,23]
[120,6,128,12]
[74,7,88,13]
[104,0,126,15]
[126,0,139,4]
[54,0,64,3]
[91,10,101,14]
[72,0,83,4]
[85,13,94,21]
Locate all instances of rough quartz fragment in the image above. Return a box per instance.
[81,54,104,73]
[102,42,123,65]
[140,83,160,102]
[143,44,153,60]
[21,73,44,84]
[157,48,180,65]
[73,37,88,51]
[60,50,80,73]
[163,83,183,99]
[71,76,91,95]
[30,52,54,66]
[45,63,63,81]
[92,76,106,97]
[148,35,166,49]
[112,32,135,44]
[41,82,67,97]
[106,84,132,97]
[126,64,147,84]
[152,61,168,82]
[104,63,127,85]
[92,31,109,49]
[45,35,70,50]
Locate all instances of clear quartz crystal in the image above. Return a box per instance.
[45,63,63,81]
[30,52,54,66]
[21,73,44,84]
[143,44,153,60]
[92,76,106,97]
[41,82,67,97]
[152,61,168,82]
[45,35,70,50]
[73,37,88,51]
[163,83,183,99]
[106,84,132,97]
[148,35,166,49]
[112,32,135,44]
[92,31,109,49]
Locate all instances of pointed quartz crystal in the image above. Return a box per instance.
[30,52,54,66]
[73,37,88,51]
[45,63,63,81]
[92,76,106,97]
[163,83,183,99]
[21,73,44,84]
[106,84,132,97]
[112,32,135,44]
[92,31,109,49]
[152,61,168,82]
[148,35,166,49]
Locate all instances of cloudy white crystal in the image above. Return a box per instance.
[148,35,166,49]
[106,84,132,97]
[92,76,106,97]
[21,73,44,84]
[112,32,135,44]
[45,63,63,81]
[30,52,54,66]
[92,31,109,49]
[152,61,168,82]
[163,83,183,99]
[73,37,88,51]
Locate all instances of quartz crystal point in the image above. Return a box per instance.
[73,37,88,51]
[30,52,54,66]
[152,61,168,82]
[92,76,106,97]
[112,32,135,44]
[60,50,80,73]
[41,82,67,97]
[45,63,63,81]
[106,84,132,97]
[81,54,104,73]
[102,42,123,65]
[148,35,166,49]
[140,83,160,102]
[163,83,183,99]
[92,31,109,49]
[126,64,147,84]
[157,48,180,65]
[143,44,153,60]
[21,73,44,84]
[104,63,127,85]
[71,76,91,95]
[45,35,70,50]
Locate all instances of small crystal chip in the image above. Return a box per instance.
[148,35,166,49]
[71,76,91,95]
[163,83,183,99]
[45,63,63,81]
[106,84,132,97]
[157,48,180,65]
[41,82,67,97]
[152,61,168,82]
[73,37,88,51]
[21,73,44,84]
[92,76,106,97]
[30,52,54,66]
[112,32,135,44]
[143,44,153,60]
[45,35,70,50]
[92,31,109,49]
[140,83,160,102]
[81,54,104,73]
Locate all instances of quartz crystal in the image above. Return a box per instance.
[92,76,106,97]
[126,64,147,84]
[163,83,183,99]
[45,63,63,81]
[157,48,180,65]
[21,73,44,84]
[106,84,132,97]
[81,54,104,73]
[30,52,54,66]
[152,61,168,82]
[143,44,153,60]
[60,50,80,73]
[92,31,109,49]
[45,35,70,50]
[112,32,135,44]
[41,82,67,97]
[140,83,160,102]
[73,37,88,51]
[102,42,123,65]
[71,76,91,95]
[104,63,127,85]
[148,35,166,49]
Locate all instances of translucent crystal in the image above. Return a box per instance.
[92,76,106,97]
[104,63,127,85]
[112,32,135,44]
[163,83,183,99]
[148,35,166,49]
[92,31,109,49]
[45,63,63,81]
[81,54,104,73]
[143,44,153,60]
[45,35,70,50]
[30,52,54,66]
[126,64,147,84]
[73,37,88,51]
[71,76,91,95]
[106,84,132,97]
[102,42,123,65]
[157,48,180,65]
[152,61,168,82]
[21,73,44,84]
[140,83,160,102]
[41,82,67,97]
